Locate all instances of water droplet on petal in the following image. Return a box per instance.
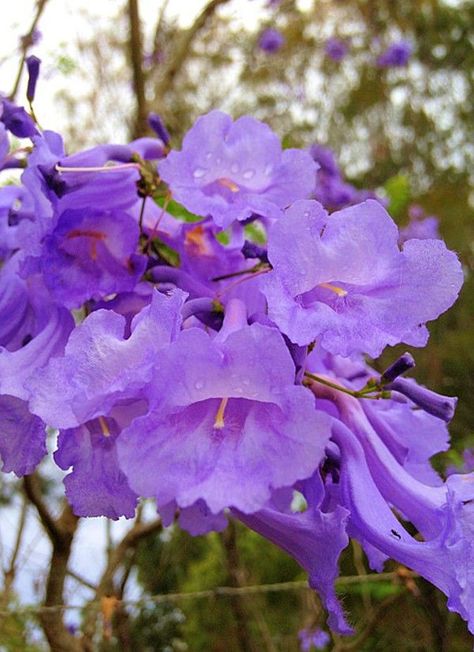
[264,164,273,176]
[193,168,206,179]
[304,211,310,217]
[194,380,205,390]
[243,169,255,180]
[205,152,213,160]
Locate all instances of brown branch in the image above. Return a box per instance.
[81,517,162,647]
[9,0,50,100]
[24,472,81,651]
[0,494,28,619]
[128,0,148,138]
[155,0,231,101]
[150,0,171,64]
[40,503,81,652]
[23,472,62,545]
[219,520,260,652]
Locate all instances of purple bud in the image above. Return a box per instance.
[388,377,457,423]
[381,352,415,384]
[241,240,269,263]
[148,113,170,146]
[26,55,41,102]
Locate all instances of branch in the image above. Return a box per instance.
[81,517,162,646]
[39,503,82,652]
[128,0,148,138]
[155,0,231,100]
[150,0,171,64]
[23,472,62,545]
[9,0,50,100]
[97,518,162,597]
[219,521,260,652]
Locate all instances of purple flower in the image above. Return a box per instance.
[32,207,147,309]
[158,110,316,228]
[27,290,185,518]
[258,28,285,53]
[298,627,331,650]
[377,40,412,68]
[235,472,352,635]
[0,395,46,476]
[262,199,463,357]
[54,415,138,519]
[0,99,38,138]
[117,300,332,515]
[325,38,348,62]
[28,289,186,429]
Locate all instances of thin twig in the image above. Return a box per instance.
[0,570,416,617]
[10,0,50,100]
[155,0,231,100]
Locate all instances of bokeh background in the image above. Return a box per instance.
[0,1,473,650]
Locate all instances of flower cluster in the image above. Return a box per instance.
[0,98,472,636]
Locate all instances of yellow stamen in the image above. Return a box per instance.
[319,282,348,297]
[218,178,240,193]
[185,225,211,256]
[213,397,229,430]
[98,416,111,437]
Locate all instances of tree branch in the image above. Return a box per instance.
[155,0,231,101]
[128,0,148,138]
[81,517,162,646]
[23,472,62,546]
[40,503,81,652]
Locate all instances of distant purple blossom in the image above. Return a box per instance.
[325,38,349,62]
[377,40,413,68]
[258,28,285,53]
[298,627,331,651]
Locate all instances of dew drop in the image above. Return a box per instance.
[243,169,255,180]
[205,151,213,160]
[264,164,273,176]
[304,211,310,217]
[194,380,205,390]
[193,168,206,179]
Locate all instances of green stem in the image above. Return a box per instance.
[304,372,390,401]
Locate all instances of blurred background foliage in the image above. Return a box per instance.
[1,0,474,649]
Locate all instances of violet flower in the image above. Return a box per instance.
[261,199,463,357]
[158,110,316,228]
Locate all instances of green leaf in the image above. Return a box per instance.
[156,197,202,222]
[384,174,411,219]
